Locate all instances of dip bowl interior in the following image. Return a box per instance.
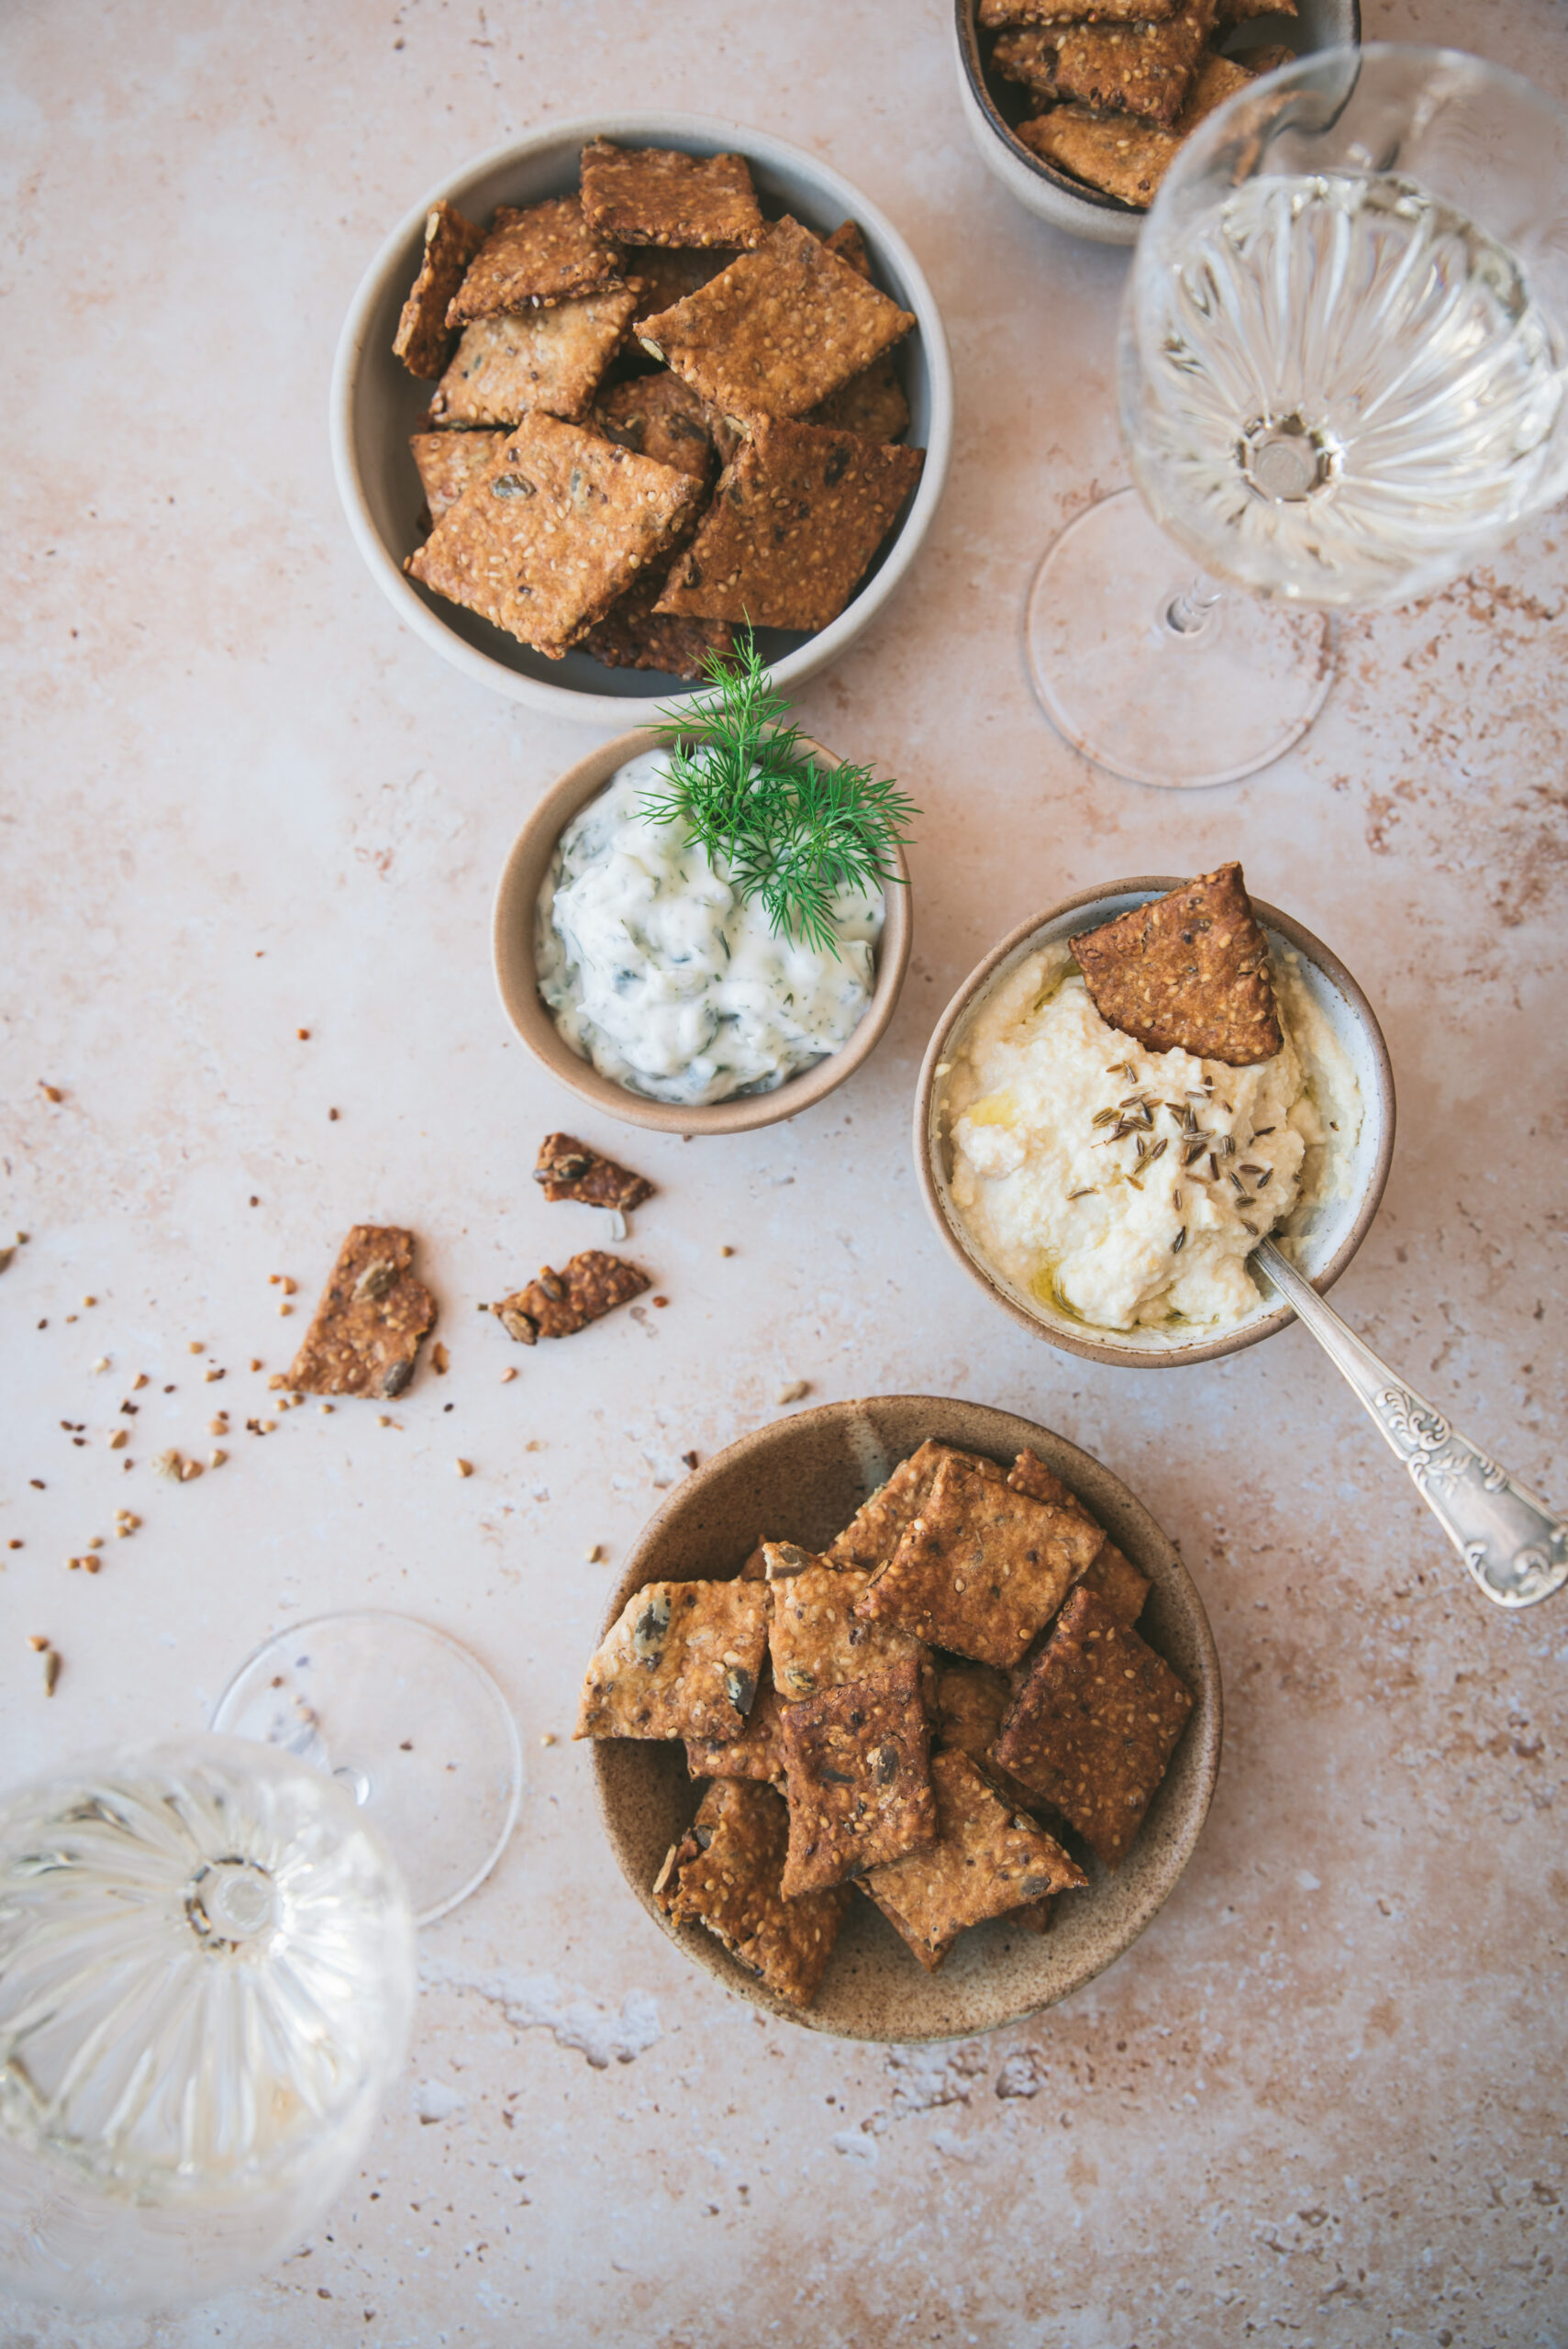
[493,727,912,1136]
[591,1393,1222,2042]
[915,880,1395,1367]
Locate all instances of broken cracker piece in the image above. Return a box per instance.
[1006,1449,1151,1628]
[581,569,736,680]
[1049,0,1218,128]
[980,0,1176,18]
[1016,109,1181,209]
[491,1248,651,1343]
[822,218,873,280]
[779,1655,936,1896]
[1174,49,1256,131]
[410,429,508,525]
[657,1777,848,2008]
[993,1585,1195,1867]
[807,355,909,446]
[284,1227,436,1401]
[827,1439,1006,1574]
[425,289,639,429]
[581,139,765,251]
[591,373,723,484]
[990,28,1062,103]
[575,1576,769,1742]
[766,1547,925,1700]
[447,196,625,323]
[1072,862,1283,1065]
[686,1665,789,1787]
[393,198,484,379]
[532,1133,654,1213]
[863,1750,1086,1971]
[655,415,924,633]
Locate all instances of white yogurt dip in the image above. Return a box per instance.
[535,750,885,1107]
[941,945,1362,1335]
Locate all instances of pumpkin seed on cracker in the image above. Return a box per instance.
[778,1654,937,1896]
[862,1750,1086,1971]
[575,1577,769,1742]
[1072,861,1283,1065]
[406,413,701,657]
[591,373,722,484]
[285,1226,436,1401]
[425,287,640,429]
[489,1246,651,1343]
[655,416,924,634]
[1006,1449,1151,1627]
[581,139,765,251]
[447,196,626,323]
[656,1778,849,2009]
[685,1665,789,1787]
[991,29,1062,102]
[637,215,915,423]
[393,198,485,379]
[409,429,508,526]
[765,1546,925,1700]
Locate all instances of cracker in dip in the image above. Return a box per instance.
[941,945,1360,1336]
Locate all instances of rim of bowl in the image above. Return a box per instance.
[329,111,954,726]
[492,728,913,1136]
[914,878,1396,1367]
[952,0,1363,242]
[590,1393,1223,2042]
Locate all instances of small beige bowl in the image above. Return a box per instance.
[493,728,912,1136]
[916,879,1396,1367]
[591,1394,1221,2043]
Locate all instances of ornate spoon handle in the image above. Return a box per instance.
[1254,1240,1568,1610]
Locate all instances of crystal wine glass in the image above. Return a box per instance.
[1028,44,1568,787]
[0,1736,415,2314]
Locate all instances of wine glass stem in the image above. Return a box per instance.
[1165,576,1225,636]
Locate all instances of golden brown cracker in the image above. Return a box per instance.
[425,288,639,428]
[822,219,873,279]
[1174,48,1255,128]
[863,1750,1086,1970]
[581,139,765,250]
[807,356,909,446]
[686,1669,789,1787]
[394,198,484,379]
[993,1586,1194,1866]
[766,1550,925,1700]
[932,1659,1013,1769]
[490,1247,651,1342]
[1018,108,1180,206]
[409,429,508,525]
[981,0,1176,17]
[621,242,734,317]
[828,1440,1006,1574]
[592,373,721,484]
[657,1779,848,2008]
[991,28,1063,100]
[779,1656,936,1895]
[285,1226,436,1400]
[1050,0,1218,127]
[1081,1538,1151,1629]
[1072,862,1283,1065]
[581,569,737,680]
[447,196,625,322]
[575,1577,769,1742]
[532,1133,653,1211]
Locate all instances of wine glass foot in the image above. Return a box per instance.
[211,1610,521,1924]
[1026,487,1333,788]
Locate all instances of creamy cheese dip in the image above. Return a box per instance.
[942,946,1362,1336]
[536,750,885,1108]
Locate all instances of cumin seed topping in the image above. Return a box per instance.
[1172,1226,1186,1253]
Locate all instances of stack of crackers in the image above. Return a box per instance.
[391,139,925,676]
[977,0,1297,210]
[576,1436,1195,2009]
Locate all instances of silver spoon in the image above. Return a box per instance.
[1253,1239,1567,1611]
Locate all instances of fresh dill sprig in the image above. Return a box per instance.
[642,632,917,957]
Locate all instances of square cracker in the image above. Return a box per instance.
[286,1226,436,1400]
[489,1247,651,1342]
[581,569,736,681]
[1006,1449,1151,1628]
[1072,861,1283,1065]
[532,1132,653,1212]
[394,199,484,379]
[828,1439,1006,1574]
[991,30,1062,101]
[980,0,1175,17]
[1050,0,1218,128]
[1176,50,1256,129]
[855,1453,1102,1669]
[621,242,734,317]
[779,1656,936,1895]
[765,1546,925,1700]
[686,1666,789,1786]
[406,413,700,657]
[426,288,639,428]
[993,1585,1194,1866]
[655,416,924,633]
[592,373,721,484]
[575,1577,770,1742]
[638,216,915,423]
[863,1751,1086,1971]
[447,197,625,323]
[1018,109,1180,209]
[410,429,508,525]
[581,139,765,250]
[807,358,909,446]
[656,1779,848,2009]
[933,1658,1012,1770]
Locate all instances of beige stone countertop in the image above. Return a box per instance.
[3,1,1566,2343]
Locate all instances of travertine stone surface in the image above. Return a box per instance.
[2,1,1565,2343]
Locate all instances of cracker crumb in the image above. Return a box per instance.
[586,1543,605,1563]
[28,1634,50,1651]
[106,1429,127,1450]
[720,1244,735,1257]
[432,1342,450,1375]
[205,1367,225,1382]
[652,1296,669,1308]
[455,1458,473,1477]
[150,1450,182,1481]
[249,1359,262,1373]
[500,1366,517,1383]
[82,1297,96,1308]
[92,1356,109,1374]
[40,1082,63,1103]
[132,1373,150,1390]
[297,1028,310,1041]
[210,1449,228,1467]
[278,1302,294,1317]
[539,1731,558,1746]
[776,1380,811,1405]
[180,1459,205,1482]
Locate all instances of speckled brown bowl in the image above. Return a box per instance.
[590,1394,1220,2042]
[493,727,912,1136]
[916,880,1396,1369]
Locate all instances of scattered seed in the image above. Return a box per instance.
[83,1556,100,1574]
[328,1107,339,1120]
[455,1458,473,1477]
[1172,1228,1187,1253]
[209,1449,228,1467]
[1218,1133,1236,1157]
[719,1244,735,1257]
[249,1358,262,1373]
[40,1082,63,1103]
[432,1342,450,1375]
[29,1479,44,1490]
[297,1028,310,1041]
[43,1651,61,1696]
[1065,1186,1096,1201]
[682,1450,699,1470]
[1208,1153,1219,1179]
[180,1459,204,1482]
[28,1634,50,1652]
[1239,1163,1266,1177]
[107,1429,127,1451]
[7,1539,20,1551]
[1182,1139,1207,1166]
[92,1356,109,1374]
[499,1366,517,1384]
[776,1380,810,1405]
[652,1296,669,1308]
[150,1450,182,1481]
[539,1732,557,1747]
[319,1402,334,1413]
[1253,1126,1275,1138]
[1145,1138,1168,1163]
[82,1297,96,1309]
[1240,1219,1259,1236]
[1173,1187,1183,1209]
[278,1302,293,1317]
[132,1372,149,1391]
[1091,1107,1120,1129]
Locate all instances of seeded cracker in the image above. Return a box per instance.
[978,0,1176,18]
[1018,110,1181,209]
[808,359,909,446]
[657,1779,848,2009]
[765,1546,925,1699]
[582,572,737,681]
[394,199,485,379]
[410,429,508,525]
[489,1248,650,1343]
[991,29,1062,103]
[779,1655,937,1895]
[827,1439,1005,1574]
[1048,0,1218,128]
[581,139,765,250]
[592,373,722,483]
[993,1586,1195,1866]
[656,417,924,633]
[1006,1449,1151,1627]
[1072,862,1283,1065]
[686,1667,789,1787]
[406,413,700,656]
[863,1751,1086,1971]
[426,289,640,428]
[285,1226,437,1401]
[855,1453,1101,1670]
[933,1659,1012,1771]
[575,1577,769,1742]
[638,216,915,423]
[532,1133,654,1212]
[621,242,734,318]
[447,197,625,323]
[1176,50,1257,129]
[822,219,873,280]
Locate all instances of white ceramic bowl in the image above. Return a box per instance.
[331,114,952,723]
[952,0,1362,248]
